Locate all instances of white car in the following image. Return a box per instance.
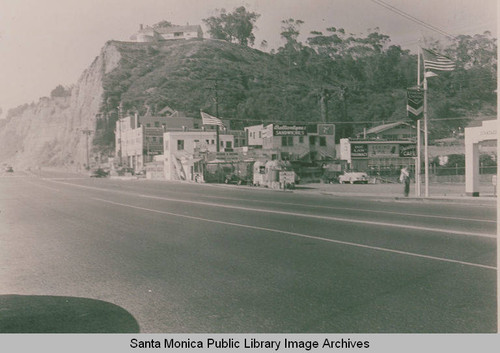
[338,172,369,184]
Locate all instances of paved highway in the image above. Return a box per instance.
[0,172,496,333]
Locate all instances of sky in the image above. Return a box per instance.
[0,0,497,118]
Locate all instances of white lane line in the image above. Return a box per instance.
[46,179,496,238]
[49,179,495,223]
[163,192,496,224]
[136,194,496,239]
[93,197,497,271]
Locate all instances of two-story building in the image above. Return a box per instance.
[163,130,234,181]
[115,113,200,172]
[244,123,336,162]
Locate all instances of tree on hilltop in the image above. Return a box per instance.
[153,20,173,28]
[203,6,260,46]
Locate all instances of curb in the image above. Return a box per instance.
[316,191,496,205]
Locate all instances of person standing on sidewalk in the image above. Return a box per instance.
[399,167,410,197]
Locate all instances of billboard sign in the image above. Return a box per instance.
[369,144,398,157]
[273,124,307,136]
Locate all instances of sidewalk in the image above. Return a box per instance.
[296,182,497,205]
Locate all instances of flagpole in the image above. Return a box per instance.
[416,47,421,197]
[423,74,429,197]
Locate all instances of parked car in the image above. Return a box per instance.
[224,174,248,185]
[5,166,13,173]
[322,171,341,184]
[338,172,369,184]
[90,168,109,178]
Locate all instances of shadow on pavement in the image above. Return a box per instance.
[0,295,140,333]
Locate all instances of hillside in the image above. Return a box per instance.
[0,35,496,169]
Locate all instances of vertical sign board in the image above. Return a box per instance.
[407,87,424,121]
[279,171,296,183]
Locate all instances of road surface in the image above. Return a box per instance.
[0,172,496,333]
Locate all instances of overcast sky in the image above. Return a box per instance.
[0,0,497,118]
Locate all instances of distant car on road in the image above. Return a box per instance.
[338,172,369,184]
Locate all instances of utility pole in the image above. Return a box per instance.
[81,129,93,170]
[416,46,422,197]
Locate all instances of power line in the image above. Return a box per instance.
[369,0,456,40]
[210,115,491,126]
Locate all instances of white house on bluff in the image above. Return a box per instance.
[130,24,203,42]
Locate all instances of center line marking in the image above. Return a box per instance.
[93,197,496,271]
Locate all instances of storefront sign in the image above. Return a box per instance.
[399,144,417,157]
[273,124,307,136]
[351,144,368,157]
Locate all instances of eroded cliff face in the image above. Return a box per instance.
[0,43,121,170]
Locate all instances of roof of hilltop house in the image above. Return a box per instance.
[130,24,203,42]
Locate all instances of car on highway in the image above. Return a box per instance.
[338,171,369,184]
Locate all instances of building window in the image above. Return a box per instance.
[309,136,317,145]
[259,131,262,138]
[235,138,239,146]
[160,137,163,144]
[319,136,326,146]
[282,136,293,146]
[299,136,304,143]
[155,122,160,127]
[177,140,184,150]
[226,141,232,148]
[211,140,215,144]
[146,123,151,127]
[152,137,157,142]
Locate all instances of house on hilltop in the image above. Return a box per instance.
[130,24,203,42]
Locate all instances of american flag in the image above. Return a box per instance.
[200,111,224,127]
[422,48,455,72]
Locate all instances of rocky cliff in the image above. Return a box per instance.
[0,43,121,170]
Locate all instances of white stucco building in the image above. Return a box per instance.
[163,130,234,181]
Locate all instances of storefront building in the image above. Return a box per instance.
[340,138,417,175]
